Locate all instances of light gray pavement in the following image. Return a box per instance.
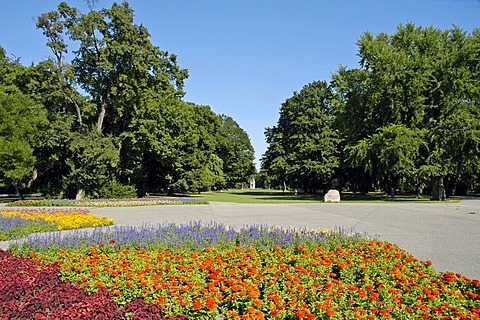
[2,199,479,280]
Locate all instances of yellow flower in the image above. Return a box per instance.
[0,209,114,230]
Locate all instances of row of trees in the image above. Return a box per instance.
[261,23,480,199]
[0,1,255,198]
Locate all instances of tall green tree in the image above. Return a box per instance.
[0,47,47,195]
[0,89,47,195]
[65,132,120,199]
[216,115,255,189]
[34,1,192,197]
[333,23,480,199]
[346,125,427,196]
[167,103,225,193]
[36,1,188,135]
[262,81,339,193]
[261,127,288,191]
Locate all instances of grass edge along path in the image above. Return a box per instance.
[3,189,463,206]
[197,189,463,204]
[5,222,480,319]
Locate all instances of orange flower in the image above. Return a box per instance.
[296,310,306,318]
[193,299,202,310]
[205,296,217,309]
[326,309,335,317]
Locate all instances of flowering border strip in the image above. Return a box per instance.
[6,197,208,207]
[0,208,114,241]
[9,222,480,319]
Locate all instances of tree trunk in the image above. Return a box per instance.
[14,185,25,200]
[96,103,106,133]
[67,94,84,128]
[415,180,423,198]
[431,176,446,201]
[96,92,109,133]
[283,180,287,193]
[54,55,84,129]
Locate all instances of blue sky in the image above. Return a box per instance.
[1,0,479,168]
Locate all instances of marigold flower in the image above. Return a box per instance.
[205,296,216,309]
[296,310,306,318]
[326,309,335,316]
[193,299,202,310]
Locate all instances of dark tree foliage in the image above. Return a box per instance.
[216,115,256,189]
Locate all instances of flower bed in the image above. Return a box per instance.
[0,215,55,241]
[0,208,114,240]
[0,250,185,319]
[6,197,208,207]
[8,222,480,319]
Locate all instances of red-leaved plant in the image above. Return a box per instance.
[0,250,185,319]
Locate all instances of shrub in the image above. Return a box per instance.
[97,182,138,199]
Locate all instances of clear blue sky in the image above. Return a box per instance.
[1,0,479,168]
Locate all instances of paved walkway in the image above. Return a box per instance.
[2,199,479,280]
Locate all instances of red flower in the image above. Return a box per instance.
[326,309,335,316]
[193,299,202,310]
[205,296,216,309]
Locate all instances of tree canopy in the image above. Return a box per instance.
[262,23,480,198]
[261,81,339,193]
[0,1,256,198]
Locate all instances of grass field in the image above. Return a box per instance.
[195,188,462,204]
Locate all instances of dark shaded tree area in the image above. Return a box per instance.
[261,23,480,199]
[0,2,255,198]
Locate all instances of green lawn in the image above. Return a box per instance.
[195,189,462,204]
